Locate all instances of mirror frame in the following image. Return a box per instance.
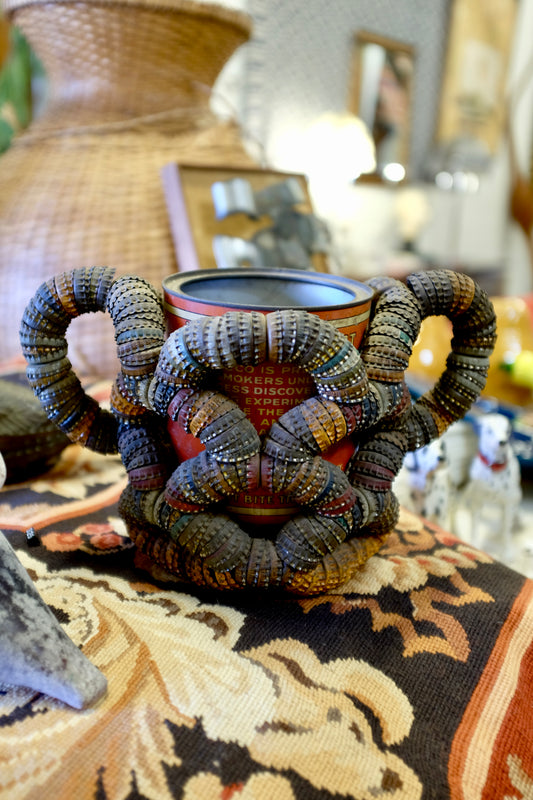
[349,30,415,184]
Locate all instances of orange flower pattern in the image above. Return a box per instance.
[41,521,132,554]
[299,512,495,661]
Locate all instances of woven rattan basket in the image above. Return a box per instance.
[0,0,253,376]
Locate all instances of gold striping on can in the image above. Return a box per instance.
[164,301,371,332]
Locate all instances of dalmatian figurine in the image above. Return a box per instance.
[393,437,455,530]
[393,421,476,531]
[461,413,522,558]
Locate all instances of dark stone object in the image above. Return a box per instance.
[0,532,107,709]
[0,378,70,482]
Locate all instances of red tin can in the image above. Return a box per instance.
[163,268,374,527]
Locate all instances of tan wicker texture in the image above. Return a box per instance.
[0,0,253,376]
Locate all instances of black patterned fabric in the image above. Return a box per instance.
[1,370,532,800]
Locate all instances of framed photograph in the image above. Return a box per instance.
[435,0,517,156]
[160,163,330,273]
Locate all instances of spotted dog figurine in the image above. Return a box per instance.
[462,413,522,558]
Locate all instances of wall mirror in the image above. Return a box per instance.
[349,31,415,184]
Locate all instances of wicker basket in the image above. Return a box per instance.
[0,0,253,376]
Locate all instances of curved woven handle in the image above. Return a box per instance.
[362,270,496,452]
[20,267,165,454]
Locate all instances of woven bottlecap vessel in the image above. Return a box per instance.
[21,266,497,594]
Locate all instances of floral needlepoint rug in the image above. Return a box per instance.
[0,370,532,800]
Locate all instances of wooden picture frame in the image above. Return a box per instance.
[348,30,415,183]
[160,163,330,273]
[435,0,517,156]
